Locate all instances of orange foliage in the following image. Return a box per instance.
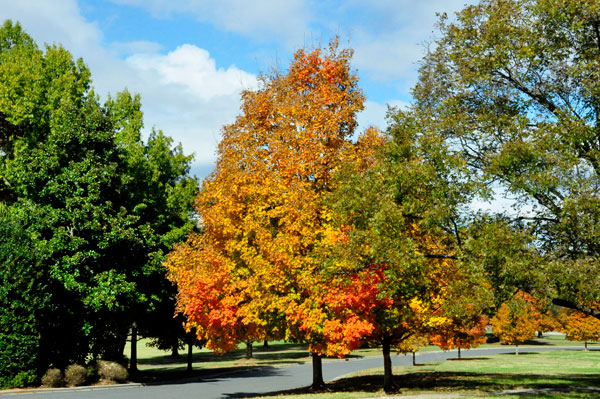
[166,39,385,356]
[430,314,488,351]
[490,292,539,346]
[559,311,600,344]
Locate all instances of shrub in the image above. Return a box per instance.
[97,361,128,383]
[65,364,87,386]
[86,364,98,382]
[8,370,37,388]
[41,368,64,387]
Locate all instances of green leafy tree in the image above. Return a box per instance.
[0,20,197,379]
[104,90,198,361]
[398,0,600,316]
[324,111,491,392]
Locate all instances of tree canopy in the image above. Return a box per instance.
[0,20,196,384]
[396,0,600,316]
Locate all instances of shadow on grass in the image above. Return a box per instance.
[220,372,600,398]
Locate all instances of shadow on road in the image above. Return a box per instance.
[133,364,290,386]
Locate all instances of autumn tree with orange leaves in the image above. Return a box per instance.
[166,39,384,389]
[490,292,540,354]
[429,279,491,359]
[559,310,600,350]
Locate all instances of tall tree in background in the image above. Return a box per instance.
[167,39,383,389]
[402,0,600,316]
[0,20,196,384]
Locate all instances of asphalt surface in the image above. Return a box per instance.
[0,345,588,399]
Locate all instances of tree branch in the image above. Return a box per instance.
[451,217,462,249]
[511,216,559,224]
[552,298,600,320]
[424,254,458,260]
[495,69,559,116]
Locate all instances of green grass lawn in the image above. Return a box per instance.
[253,350,600,399]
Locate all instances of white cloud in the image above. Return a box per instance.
[356,99,408,134]
[124,45,257,166]
[345,0,476,82]
[0,0,258,179]
[103,0,477,97]
[0,0,101,52]
[127,45,256,101]
[111,40,163,55]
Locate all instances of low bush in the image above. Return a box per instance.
[97,361,128,383]
[65,364,87,386]
[41,368,63,387]
[6,370,37,388]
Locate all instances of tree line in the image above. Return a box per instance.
[3,0,600,393]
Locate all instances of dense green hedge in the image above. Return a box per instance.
[0,205,49,388]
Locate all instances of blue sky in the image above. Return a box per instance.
[0,0,472,180]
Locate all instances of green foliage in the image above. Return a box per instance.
[0,19,197,382]
[0,203,48,388]
[401,0,600,315]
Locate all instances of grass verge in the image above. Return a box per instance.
[252,350,600,399]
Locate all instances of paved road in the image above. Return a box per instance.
[0,346,588,399]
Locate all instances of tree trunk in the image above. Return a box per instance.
[129,322,138,375]
[383,336,396,393]
[171,341,180,358]
[246,341,253,359]
[458,347,461,359]
[515,344,519,355]
[537,331,543,338]
[187,341,193,372]
[311,352,325,390]
[263,340,269,349]
[585,341,588,351]
[412,351,416,366]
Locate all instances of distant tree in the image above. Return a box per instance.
[490,292,539,354]
[430,280,491,359]
[396,334,430,366]
[559,310,600,350]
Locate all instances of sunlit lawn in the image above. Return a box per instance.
[254,351,600,399]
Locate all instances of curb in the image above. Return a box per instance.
[0,367,265,396]
[0,383,143,396]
